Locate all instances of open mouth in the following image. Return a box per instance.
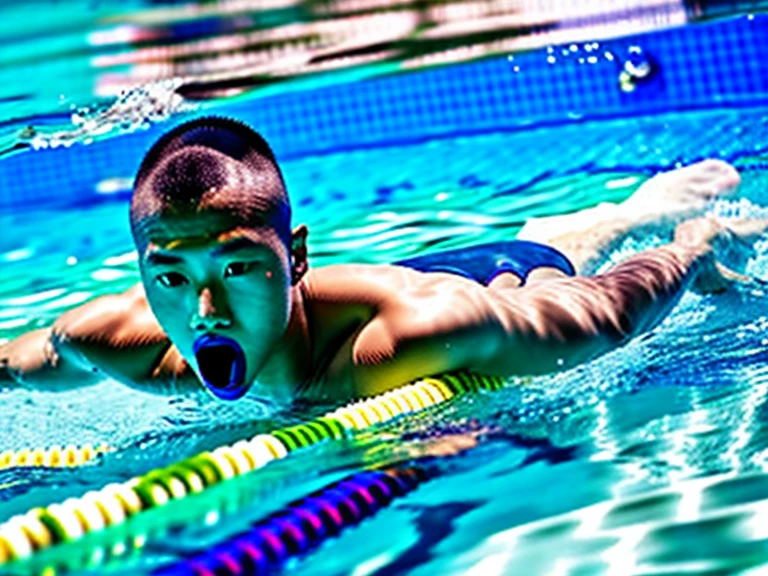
[193,334,248,400]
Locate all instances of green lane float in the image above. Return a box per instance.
[0,372,503,571]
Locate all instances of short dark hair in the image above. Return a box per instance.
[130,116,291,247]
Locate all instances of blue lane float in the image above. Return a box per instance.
[153,467,428,576]
[0,372,503,575]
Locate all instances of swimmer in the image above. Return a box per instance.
[0,117,761,403]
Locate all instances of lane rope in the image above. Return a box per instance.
[0,444,112,470]
[152,466,429,576]
[0,372,503,572]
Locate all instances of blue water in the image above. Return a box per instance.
[2,4,768,570]
[3,102,768,574]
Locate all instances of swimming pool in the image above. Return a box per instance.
[3,7,768,576]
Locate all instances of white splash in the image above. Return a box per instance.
[21,79,193,151]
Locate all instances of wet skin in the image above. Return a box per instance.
[0,218,710,403]
[0,160,750,403]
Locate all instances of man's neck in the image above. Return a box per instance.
[249,285,312,402]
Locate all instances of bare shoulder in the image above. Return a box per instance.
[53,283,167,347]
[305,264,506,397]
[52,283,197,392]
[307,264,500,353]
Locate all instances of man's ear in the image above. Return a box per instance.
[290,224,309,285]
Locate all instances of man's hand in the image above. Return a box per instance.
[0,327,106,392]
[0,329,61,390]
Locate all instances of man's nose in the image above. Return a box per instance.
[190,287,232,331]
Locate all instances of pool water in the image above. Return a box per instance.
[3,105,768,574]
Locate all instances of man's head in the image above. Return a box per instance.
[131,117,308,400]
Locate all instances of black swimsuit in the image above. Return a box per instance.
[395,240,575,285]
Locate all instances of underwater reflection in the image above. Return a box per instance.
[430,357,768,573]
[450,464,768,574]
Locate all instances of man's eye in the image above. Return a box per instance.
[155,272,189,288]
[224,262,256,278]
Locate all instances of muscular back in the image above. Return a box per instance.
[300,243,704,399]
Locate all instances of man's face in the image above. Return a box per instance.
[137,209,293,400]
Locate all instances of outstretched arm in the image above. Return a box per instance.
[481,210,768,376]
[0,284,199,394]
[474,240,711,376]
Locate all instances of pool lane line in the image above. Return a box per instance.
[0,372,503,572]
[152,466,429,576]
[0,443,112,470]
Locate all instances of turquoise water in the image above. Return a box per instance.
[3,103,768,573]
[5,2,768,573]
